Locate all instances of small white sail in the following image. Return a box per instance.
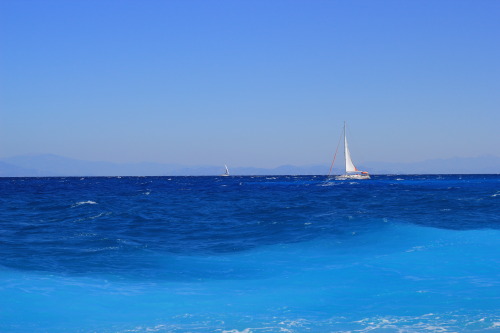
[344,135,357,173]
[221,164,230,176]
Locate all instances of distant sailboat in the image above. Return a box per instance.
[221,164,230,177]
[329,122,370,180]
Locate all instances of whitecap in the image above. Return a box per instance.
[406,245,426,253]
[83,246,120,253]
[71,200,97,207]
[319,181,338,187]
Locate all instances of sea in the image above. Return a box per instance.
[0,175,499,333]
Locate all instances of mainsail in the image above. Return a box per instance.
[344,131,357,173]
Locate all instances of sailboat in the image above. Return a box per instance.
[330,122,370,180]
[221,164,230,177]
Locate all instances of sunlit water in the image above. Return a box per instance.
[0,175,499,332]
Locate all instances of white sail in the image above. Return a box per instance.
[224,165,229,176]
[344,135,357,173]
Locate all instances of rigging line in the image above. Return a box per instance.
[328,128,344,177]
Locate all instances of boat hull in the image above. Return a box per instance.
[335,174,371,180]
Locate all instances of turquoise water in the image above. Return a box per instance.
[0,175,499,332]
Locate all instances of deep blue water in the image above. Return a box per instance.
[0,175,499,332]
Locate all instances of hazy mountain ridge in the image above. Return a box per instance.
[364,155,500,174]
[0,161,47,177]
[0,154,498,176]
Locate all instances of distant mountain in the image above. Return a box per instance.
[0,154,337,177]
[364,155,500,174]
[0,154,498,176]
[0,154,183,177]
[0,161,44,177]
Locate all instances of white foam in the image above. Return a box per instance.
[84,246,119,253]
[343,313,500,332]
[72,200,97,207]
[406,245,426,253]
[126,324,167,332]
[319,181,338,186]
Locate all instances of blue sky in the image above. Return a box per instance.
[1,0,499,168]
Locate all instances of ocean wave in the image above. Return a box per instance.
[1,175,499,333]
[73,212,111,222]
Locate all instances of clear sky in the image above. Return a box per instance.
[1,0,499,168]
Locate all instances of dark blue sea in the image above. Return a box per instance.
[0,175,499,332]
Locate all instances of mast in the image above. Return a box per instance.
[343,122,347,174]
